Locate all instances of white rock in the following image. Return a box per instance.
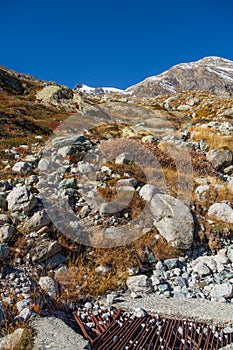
[210,283,233,300]
[95,265,111,274]
[117,178,137,187]
[77,161,94,174]
[193,262,212,276]
[208,203,233,223]
[126,275,149,293]
[12,161,32,174]
[133,307,146,317]
[7,186,37,213]
[39,276,59,298]
[139,184,159,202]
[195,184,210,200]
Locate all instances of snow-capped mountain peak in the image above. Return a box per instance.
[126,56,233,97]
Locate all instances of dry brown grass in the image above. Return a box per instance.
[55,229,182,300]
[189,126,233,152]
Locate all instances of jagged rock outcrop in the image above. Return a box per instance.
[36,83,83,111]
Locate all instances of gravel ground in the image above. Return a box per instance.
[113,292,233,326]
[31,317,89,350]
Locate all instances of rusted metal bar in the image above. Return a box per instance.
[73,307,233,350]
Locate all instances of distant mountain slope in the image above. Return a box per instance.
[126,57,233,97]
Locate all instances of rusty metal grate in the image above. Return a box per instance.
[74,307,233,350]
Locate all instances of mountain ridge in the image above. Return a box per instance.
[125,56,233,97]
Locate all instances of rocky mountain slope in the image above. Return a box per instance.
[0,60,233,349]
[126,56,233,97]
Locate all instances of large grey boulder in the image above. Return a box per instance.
[151,194,194,249]
[38,158,53,172]
[206,149,232,170]
[208,203,233,223]
[7,186,37,213]
[31,317,88,350]
[12,161,32,174]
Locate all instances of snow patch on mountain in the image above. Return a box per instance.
[74,84,129,95]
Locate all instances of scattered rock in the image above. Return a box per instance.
[177,104,192,111]
[51,135,89,149]
[12,161,32,174]
[23,209,51,232]
[224,165,233,175]
[33,241,61,263]
[7,186,37,214]
[38,276,59,298]
[142,135,157,143]
[126,275,150,293]
[206,149,232,171]
[0,225,15,243]
[193,262,212,277]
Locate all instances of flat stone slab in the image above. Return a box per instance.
[31,316,88,350]
[114,293,233,326]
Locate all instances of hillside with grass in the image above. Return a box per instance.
[0,59,233,349]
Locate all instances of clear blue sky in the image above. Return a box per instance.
[1,0,233,89]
